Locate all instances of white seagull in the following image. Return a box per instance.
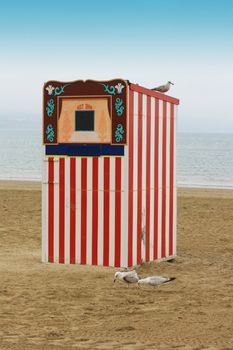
[151,81,174,93]
[138,276,176,288]
[114,270,139,286]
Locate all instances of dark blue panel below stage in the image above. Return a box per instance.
[45,144,124,157]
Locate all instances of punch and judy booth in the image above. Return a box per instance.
[42,79,179,267]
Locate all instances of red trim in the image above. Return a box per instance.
[59,158,65,263]
[81,158,87,264]
[154,99,159,260]
[92,157,98,265]
[137,93,142,264]
[103,157,110,266]
[146,96,151,261]
[130,83,179,105]
[48,157,54,262]
[161,101,167,258]
[70,158,76,264]
[128,90,134,267]
[169,104,175,256]
[115,157,121,267]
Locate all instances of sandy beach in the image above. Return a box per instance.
[0,181,233,350]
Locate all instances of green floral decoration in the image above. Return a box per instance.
[99,83,116,95]
[54,85,65,96]
[46,99,55,117]
[115,124,124,143]
[115,98,124,116]
[46,124,55,142]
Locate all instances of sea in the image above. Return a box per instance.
[0,119,233,189]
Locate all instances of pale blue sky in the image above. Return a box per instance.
[1,0,233,132]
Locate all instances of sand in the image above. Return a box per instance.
[0,182,233,350]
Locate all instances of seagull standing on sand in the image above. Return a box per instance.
[114,270,139,286]
[151,81,174,93]
[138,276,176,289]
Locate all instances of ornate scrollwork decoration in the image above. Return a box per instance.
[54,84,68,96]
[115,98,124,116]
[115,124,124,143]
[99,83,116,95]
[46,124,55,142]
[45,83,70,97]
[46,99,55,117]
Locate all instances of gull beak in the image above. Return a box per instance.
[169,81,174,85]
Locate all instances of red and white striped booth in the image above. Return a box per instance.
[42,79,179,267]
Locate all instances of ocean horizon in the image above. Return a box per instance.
[0,119,233,189]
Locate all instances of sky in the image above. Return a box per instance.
[0,0,233,132]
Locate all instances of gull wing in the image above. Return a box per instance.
[155,85,164,91]
[123,274,139,284]
[152,84,165,91]
[149,276,175,285]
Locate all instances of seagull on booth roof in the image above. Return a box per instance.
[151,81,174,93]
[114,270,139,286]
[138,276,176,289]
